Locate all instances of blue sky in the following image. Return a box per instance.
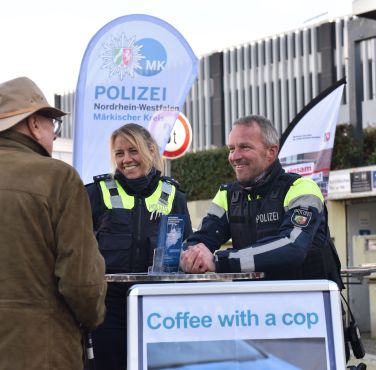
[0,0,351,100]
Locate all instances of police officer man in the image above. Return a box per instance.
[180,114,343,287]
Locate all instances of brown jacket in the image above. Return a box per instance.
[0,131,107,370]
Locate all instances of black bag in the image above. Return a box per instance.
[341,292,366,360]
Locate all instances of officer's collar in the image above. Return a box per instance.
[115,168,160,196]
[239,159,282,193]
[241,171,266,190]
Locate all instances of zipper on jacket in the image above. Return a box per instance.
[132,197,143,268]
[136,197,143,242]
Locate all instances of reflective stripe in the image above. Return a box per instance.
[288,194,324,213]
[160,181,173,206]
[99,179,134,209]
[231,250,255,272]
[145,180,176,215]
[207,202,226,219]
[104,179,122,208]
[284,177,324,208]
[99,179,176,212]
[233,227,302,272]
[212,189,228,211]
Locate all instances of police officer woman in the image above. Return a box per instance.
[86,123,192,370]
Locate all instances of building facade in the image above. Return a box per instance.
[56,15,376,150]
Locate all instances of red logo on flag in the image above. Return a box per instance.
[122,48,132,66]
[324,132,330,142]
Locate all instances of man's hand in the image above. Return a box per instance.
[180,243,216,273]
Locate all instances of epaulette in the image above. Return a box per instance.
[219,183,230,191]
[161,175,180,188]
[282,171,301,181]
[93,173,112,182]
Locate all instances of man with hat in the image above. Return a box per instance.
[0,77,107,370]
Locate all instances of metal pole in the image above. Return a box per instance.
[164,158,171,177]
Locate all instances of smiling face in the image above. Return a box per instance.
[228,123,278,184]
[113,135,149,179]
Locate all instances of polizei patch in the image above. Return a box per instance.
[291,208,312,227]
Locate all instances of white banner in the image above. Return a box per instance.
[279,79,346,199]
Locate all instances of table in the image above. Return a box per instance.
[341,265,376,281]
[105,272,264,282]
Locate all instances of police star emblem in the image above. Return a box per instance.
[101,33,145,80]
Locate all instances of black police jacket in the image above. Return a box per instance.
[86,171,192,274]
[185,160,343,287]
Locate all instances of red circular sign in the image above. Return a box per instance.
[163,113,192,159]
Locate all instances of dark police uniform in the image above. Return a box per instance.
[185,160,343,287]
[85,170,192,370]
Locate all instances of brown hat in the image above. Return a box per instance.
[0,76,67,132]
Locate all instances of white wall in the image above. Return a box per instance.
[52,138,73,165]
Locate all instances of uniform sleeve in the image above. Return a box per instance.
[183,188,231,252]
[53,169,107,331]
[215,178,325,273]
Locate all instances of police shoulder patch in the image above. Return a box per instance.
[291,208,312,227]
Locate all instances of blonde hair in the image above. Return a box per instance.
[110,123,164,175]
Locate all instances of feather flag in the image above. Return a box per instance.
[73,14,197,184]
[279,78,346,199]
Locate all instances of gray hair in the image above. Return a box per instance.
[233,115,279,148]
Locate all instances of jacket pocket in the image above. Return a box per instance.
[98,232,132,272]
[107,209,133,234]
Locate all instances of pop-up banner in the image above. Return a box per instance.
[73,14,198,184]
